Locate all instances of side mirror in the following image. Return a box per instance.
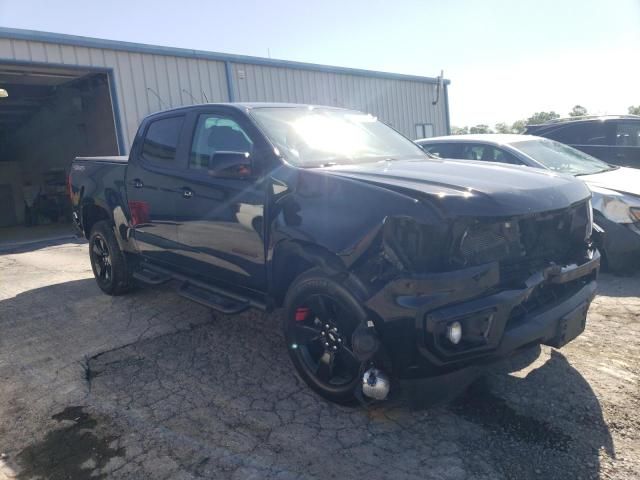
[208,151,252,179]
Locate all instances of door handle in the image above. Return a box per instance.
[131,178,144,188]
[182,188,193,199]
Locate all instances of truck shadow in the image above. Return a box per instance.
[0,278,615,480]
[449,349,615,479]
[595,271,640,297]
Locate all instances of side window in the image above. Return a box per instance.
[142,115,185,163]
[546,124,582,144]
[459,144,519,164]
[490,148,521,165]
[546,122,606,145]
[615,122,640,147]
[422,143,458,158]
[190,114,254,170]
[580,122,608,145]
[460,144,486,161]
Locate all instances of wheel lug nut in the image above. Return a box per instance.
[332,346,337,351]
[325,324,330,329]
[321,331,325,336]
[324,342,329,347]
[337,338,342,343]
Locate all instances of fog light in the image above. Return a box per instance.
[447,321,462,344]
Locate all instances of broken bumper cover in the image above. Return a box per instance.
[366,250,600,378]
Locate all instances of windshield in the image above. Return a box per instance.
[511,138,614,175]
[250,107,428,167]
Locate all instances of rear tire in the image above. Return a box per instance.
[89,220,131,296]
[283,269,367,404]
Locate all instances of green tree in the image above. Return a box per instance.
[511,119,527,134]
[494,122,512,134]
[628,105,640,115]
[569,105,588,117]
[526,111,560,125]
[451,126,469,135]
[469,124,493,134]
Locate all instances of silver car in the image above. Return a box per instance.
[417,134,640,272]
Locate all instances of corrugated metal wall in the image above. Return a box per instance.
[232,63,445,139]
[0,31,448,153]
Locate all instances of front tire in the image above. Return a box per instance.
[89,220,131,296]
[283,269,367,404]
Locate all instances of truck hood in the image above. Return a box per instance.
[325,158,591,217]
[580,166,640,198]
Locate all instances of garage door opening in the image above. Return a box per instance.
[0,63,119,244]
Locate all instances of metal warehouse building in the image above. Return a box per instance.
[0,27,450,229]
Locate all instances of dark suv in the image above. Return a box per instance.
[525,115,640,169]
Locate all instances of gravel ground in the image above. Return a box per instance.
[0,240,638,480]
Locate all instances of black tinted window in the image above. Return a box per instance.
[142,116,185,162]
[491,148,520,164]
[460,144,485,160]
[546,122,606,145]
[421,143,458,158]
[190,114,254,170]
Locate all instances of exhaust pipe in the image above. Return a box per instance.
[362,368,390,401]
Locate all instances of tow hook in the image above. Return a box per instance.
[362,368,391,400]
[352,320,390,400]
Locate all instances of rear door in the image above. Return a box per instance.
[125,113,188,264]
[173,107,269,292]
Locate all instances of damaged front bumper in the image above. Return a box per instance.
[366,250,600,379]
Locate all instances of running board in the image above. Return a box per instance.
[132,268,172,285]
[178,282,250,314]
[134,262,267,313]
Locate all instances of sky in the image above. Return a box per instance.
[1,0,639,127]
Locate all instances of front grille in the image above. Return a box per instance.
[453,201,590,285]
[457,221,523,266]
[459,227,508,261]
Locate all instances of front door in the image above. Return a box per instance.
[174,109,268,292]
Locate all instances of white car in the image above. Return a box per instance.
[417,134,640,271]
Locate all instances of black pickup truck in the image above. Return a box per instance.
[70,103,600,404]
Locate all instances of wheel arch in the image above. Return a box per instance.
[269,239,368,308]
[81,202,111,239]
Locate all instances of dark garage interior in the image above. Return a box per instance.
[0,63,119,242]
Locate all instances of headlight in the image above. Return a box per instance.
[591,187,640,224]
[585,199,593,241]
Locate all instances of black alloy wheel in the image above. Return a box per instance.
[284,271,367,404]
[89,220,131,296]
[91,234,112,285]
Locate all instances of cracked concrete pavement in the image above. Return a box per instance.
[0,240,638,479]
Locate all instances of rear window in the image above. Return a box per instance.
[142,115,185,163]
